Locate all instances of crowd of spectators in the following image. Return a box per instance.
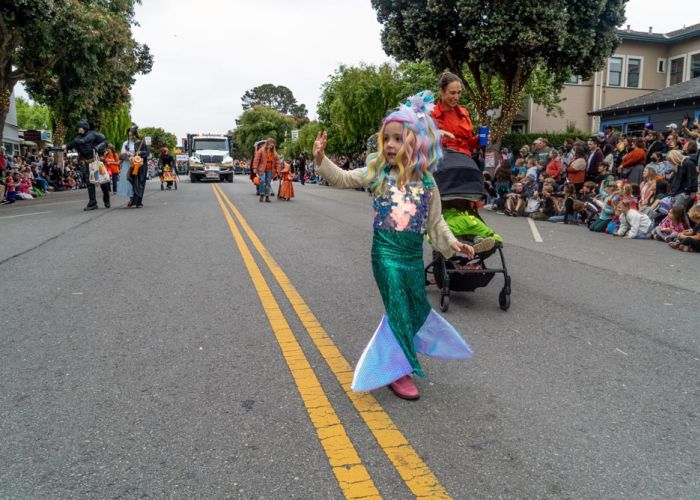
[0,147,91,204]
[485,119,700,253]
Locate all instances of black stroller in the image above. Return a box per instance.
[425,151,511,312]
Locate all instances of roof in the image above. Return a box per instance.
[589,77,700,116]
[618,22,700,43]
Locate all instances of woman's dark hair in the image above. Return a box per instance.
[686,140,698,154]
[602,143,613,156]
[439,72,463,90]
[574,145,586,159]
[634,138,645,148]
[630,183,641,197]
[656,179,670,195]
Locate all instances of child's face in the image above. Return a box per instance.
[382,122,403,166]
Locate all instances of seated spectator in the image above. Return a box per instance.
[669,205,700,252]
[620,138,647,183]
[566,145,586,192]
[545,150,563,183]
[504,174,536,216]
[513,158,526,179]
[653,205,688,242]
[548,184,579,224]
[646,152,672,180]
[615,200,652,239]
[639,167,656,211]
[670,141,698,210]
[590,184,621,232]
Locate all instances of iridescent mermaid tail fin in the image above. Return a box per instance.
[351,316,413,392]
[413,310,473,359]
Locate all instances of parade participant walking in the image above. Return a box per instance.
[298,152,307,185]
[104,144,121,195]
[120,125,149,208]
[158,147,176,189]
[66,120,109,211]
[278,161,295,200]
[253,138,280,203]
[313,92,474,400]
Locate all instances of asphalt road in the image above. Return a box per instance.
[1,176,698,499]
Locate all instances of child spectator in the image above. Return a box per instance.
[669,205,700,252]
[653,205,687,242]
[590,185,620,232]
[615,200,652,239]
[548,184,579,224]
[545,150,563,183]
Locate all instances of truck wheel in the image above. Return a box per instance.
[227,175,233,183]
[190,175,196,183]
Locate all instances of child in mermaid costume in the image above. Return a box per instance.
[312,92,474,400]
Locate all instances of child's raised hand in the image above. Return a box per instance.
[313,131,327,165]
[451,241,475,259]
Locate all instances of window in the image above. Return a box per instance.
[657,58,666,73]
[627,58,641,88]
[510,124,525,134]
[690,53,700,79]
[608,57,623,86]
[670,57,685,85]
[567,75,581,84]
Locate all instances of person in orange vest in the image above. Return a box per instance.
[104,144,121,194]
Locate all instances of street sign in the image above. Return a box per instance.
[291,129,299,142]
[145,136,152,146]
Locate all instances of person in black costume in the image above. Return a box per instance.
[66,120,109,211]
[158,147,176,189]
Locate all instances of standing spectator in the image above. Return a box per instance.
[566,145,586,193]
[65,119,109,211]
[531,138,552,166]
[104,144,121,195]
[670,141,698,209]
[585,138,603,181]
[647,131,666,158]
[604,126,618,148]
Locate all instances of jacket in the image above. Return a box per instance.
[616,209,652,238]
[620,148,646,170]
[670,153,699,196]
[545,159,562,181]
[431,101,479,156]
[566,158,586,184]
[585,149,603,180]
[104,152,120,174]
[66,120,108,161]
[253,147,280,176]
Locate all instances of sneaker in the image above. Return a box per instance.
[259,195,264,202]
[265,196,271,203]
[472,237,496,255]
[84,204,97,211]
[388,375,420,400]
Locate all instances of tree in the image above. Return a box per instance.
[233,106,295,158]
[15,96,51,130]
[371,0,625,145]
[241,84,308,118]
[138,127,178,157]
[280,121,323,159]
[101,104,132,148]
[21,0,152,143]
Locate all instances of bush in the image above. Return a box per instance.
[501,131,593,151]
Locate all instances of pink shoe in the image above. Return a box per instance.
[388,375,420,400]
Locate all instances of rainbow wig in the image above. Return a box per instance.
[366,91,443,194]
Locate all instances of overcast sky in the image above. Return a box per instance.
[17,0,698,140]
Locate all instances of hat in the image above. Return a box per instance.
[645,123,654,130]
[525,173,536,181]
[666,123,678,129]
[596,131,605,138]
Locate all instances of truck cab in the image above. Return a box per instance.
[186,133,234,183]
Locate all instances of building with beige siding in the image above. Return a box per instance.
[520,23,700,134]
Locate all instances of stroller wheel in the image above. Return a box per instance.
[499,290,511,311]
[440,294,450,313]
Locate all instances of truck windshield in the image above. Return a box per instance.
[193,140,227,151]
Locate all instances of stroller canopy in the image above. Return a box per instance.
[434,150,488,200]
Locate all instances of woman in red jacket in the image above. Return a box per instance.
[431,72,479,157]
[619,138,647,184]
[104,144,121,194]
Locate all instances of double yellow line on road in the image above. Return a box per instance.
[212,184,451,499]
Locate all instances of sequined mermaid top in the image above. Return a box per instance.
[316,156,458,257]
[373,178,433,234]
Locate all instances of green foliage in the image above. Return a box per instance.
[20,0,152,142]
[138,127,178,157]
[241,84,308,119]
[371,0,625,142]
[501,131,591,152]
[15,96,51,130]
[100,104,132,148]
[280,121,323,160]
[234,106,295,158]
